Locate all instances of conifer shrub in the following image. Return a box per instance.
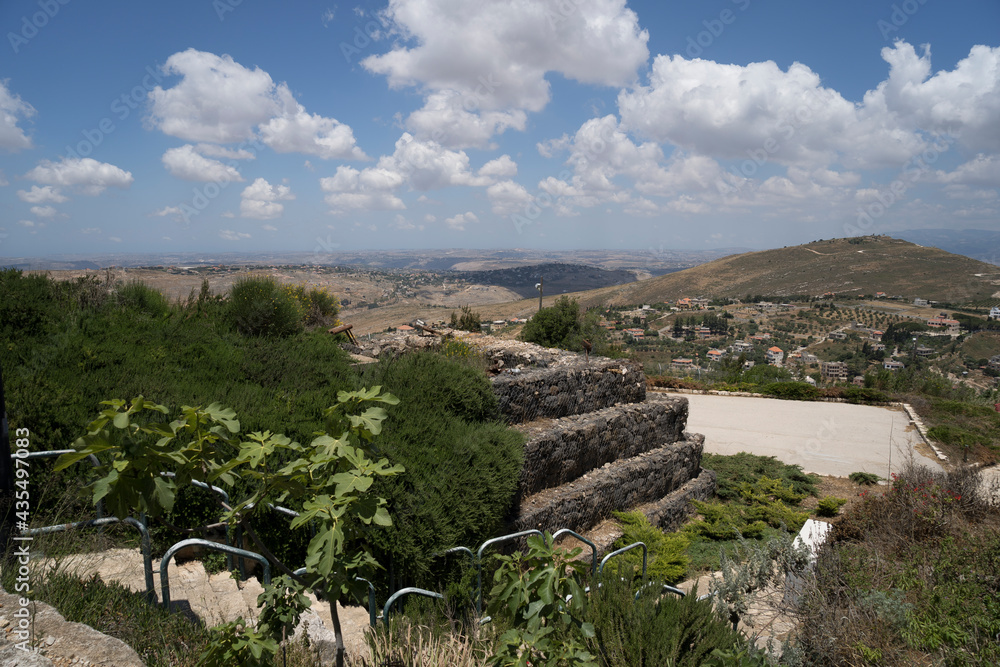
[116,280,170,317]
[586,575,758,666]
[760,381,820,401]
[449,305,483,332]
[816,496,847,517]
[226,275,304,337]
[848,471,881,486]
[611,511,690,584]
[358,351,524,590]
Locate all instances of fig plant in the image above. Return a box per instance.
[56,386,404,667]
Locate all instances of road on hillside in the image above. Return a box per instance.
[651,392,944,478]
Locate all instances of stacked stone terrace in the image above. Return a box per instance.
[349,331,716,552]
[487,345,716,553]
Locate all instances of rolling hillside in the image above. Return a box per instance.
[587,236,1000,306]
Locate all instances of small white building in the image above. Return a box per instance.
[765,346,784,365]
[990,306,1000,320]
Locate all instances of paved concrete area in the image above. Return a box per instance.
[652,393,944,477]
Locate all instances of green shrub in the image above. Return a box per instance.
[611,511,690,584]
[702,453,819,501]
[226,275,304,337]
[359,352,523,590]
[519,296,609,354]
[849,471,881,486]
[761,381,819,401]
[116,280,170,317]
[586,575,757,666]
[283,282,339,327]
[449,305,482,332]
[816,496,847,517]
[687,497,808,541]
[840,386,890,404]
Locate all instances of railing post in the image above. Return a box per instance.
[475,529,543,616]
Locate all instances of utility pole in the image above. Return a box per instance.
[536,277,543,312]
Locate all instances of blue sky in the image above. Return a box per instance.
[1,0,998,257]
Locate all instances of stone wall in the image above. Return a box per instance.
[493,357,646,424]
[640,468,717,532]
[517,398,688,496]
[514,435,705,534]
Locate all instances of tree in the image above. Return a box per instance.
[520,297,609,354]
[449,305,482,332]
[56,387,403,667]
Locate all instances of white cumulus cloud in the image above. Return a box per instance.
[29,205,57,218]
[26,157,133,195]
[0,80,35,152]
[240,177,295,219]
[362,0,648,147]
[444,211,478,231]
[17,185,68,204]
[148,48,368,160]
[162,144,244,182]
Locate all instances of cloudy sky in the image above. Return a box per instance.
[1,0,998,257]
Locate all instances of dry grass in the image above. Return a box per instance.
[357,620,492,667]
[790,460,1000,666]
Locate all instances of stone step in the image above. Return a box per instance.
[516,397,688,496]
[492,357,646,424]
[29,548,373,659]
[513,433,705,535]
[580,468,718,556]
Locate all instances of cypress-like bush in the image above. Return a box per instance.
[359,352,524,590]
[226,275,304,337]
[587,575,757,666]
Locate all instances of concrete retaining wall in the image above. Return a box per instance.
[517,398,688,496]
[514,435,704,533]
[493,357,646,423]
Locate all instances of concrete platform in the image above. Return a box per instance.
[652,392,944,478]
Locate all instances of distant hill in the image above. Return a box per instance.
[575,236,1000,306]
[451,262,642,298]
[893,229,1000,265]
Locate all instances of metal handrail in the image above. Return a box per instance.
[551,528,598,574]
[599,541,647,578]
[290,568,378,627]
[159,472,233,571]
[15,450,106,518]
[160,538,270,609]
[476,529,543,615]
[235,502,304,580]
[633,581,686,601]
[21,515,155,603]
[382,587,444,624]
